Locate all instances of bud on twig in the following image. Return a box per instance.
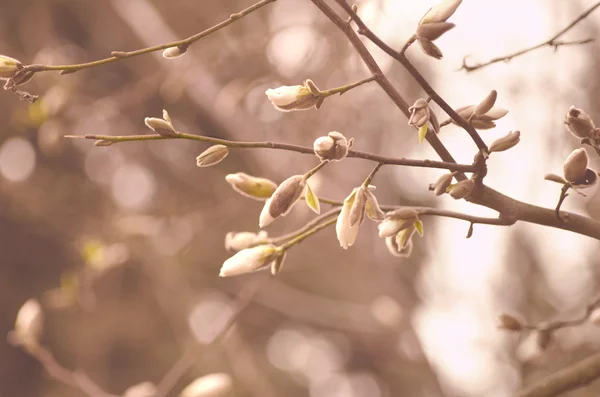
[0,54,22,80]
[219,244,279,277]
[563,148,588,183]
[12,298,43,350]
[453,103,508,130]
[196,145,229,167]
[378,208,419,238]
[265,80,323,112]
[259,175,306,227]
[408,99,430,128]
[448,179,475,199]
[489,131,520,153]
[430,172,455,195]
[336,188,363,249]
[225,172,278,200]
[144,116,176,137]
[565,106,595,139]
[416,0,462,59]
[313,131,349,161]
[162,45,188,59]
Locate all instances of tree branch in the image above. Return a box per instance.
[462,1,600,72]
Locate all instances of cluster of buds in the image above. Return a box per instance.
[265,79,324,112]
[416,0,462,59]
[451,90,509,130]
[378,208,424,258]
[144,109,177,137]
[313,131,351,162]
[219,243,286,276]
[225,172,278,200]
[545,148,598,192]
[336,185,384,249]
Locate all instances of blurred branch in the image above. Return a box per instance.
[516,352,600,397]
[462,1,600,72]
[65,133,478,173]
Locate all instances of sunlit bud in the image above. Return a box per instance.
[123,382,157,397]
[196,145,229,167]
[162,45,188,59]
[225,172,278,200]
[497,313,523,331]
[225,231,268,252]
[219,244,278,277]
[448,179,475,199]
[336,188,361,249]
[416,22,455,41]
[565,106,595,139]
[417,38,443,59]
[408,99,430,128]
[144,117,176,137]
[430,172,455,196]
[179,373,233,397]
[0,54,22,80]
[13,299,43,350]
[313,131,349,161]
[265,82,321,112]
[563,148,588,183]
[364,187,385,221]
[454,105,509,130]
[94,139,114,147]
[419,0,462,25]
[259,175,306,227]
[385,235,413,258]
[271,251,287,275]
[489,130,520,153]
[378,208,419,238]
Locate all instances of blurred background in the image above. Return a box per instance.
[1,0,600,396]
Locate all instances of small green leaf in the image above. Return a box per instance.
[414,219,424,237]
[418,124,428,144]
[305,183,320,214]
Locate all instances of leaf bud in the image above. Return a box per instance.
[489,130,520,153]
[162,45,188,59]
[336,188,361,249]
[259,175,306,227]
[565,106,595,139]
[265,81,321,112]
[563,148,588,183]
[448,179,475,199]
[225,172,278,200]
[417,38,443,59]
[408,99,431,128]
[0,54,22,80]
[419,0,462,25]
[196,145,229,167]
[313,131,349,161]
[144,117,176,137]
[430,172,455,196]
[416,22,455,41]
[219,245,278,277]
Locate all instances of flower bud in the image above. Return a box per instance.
[265,82,321,112]
[13,298,43,350]
[430,172,455,195]
[378,208,419,238]
[472,90,497,117]
[225,172,278,200]
[144,117,176,137]
[419,0,462,25]
[489,130,520,153]
[448,179,475,199]
[196,145,229,167]
[385,235,413,258]
[416,22,455,41]
[180,373,233,397]
[162,45,187,59]
[497,313,523,331]
[417,38,443,59]
[364,187,385,221]
[225,231,269,252]
[336,188,362,249]
[259,175,306,227]
[563,148,588,183]
[219,244,278,277]
[0,54,22,80]
[565,106,595,139]
[408,99,430,128]
[454,105,508,130]
[313,131,349,161]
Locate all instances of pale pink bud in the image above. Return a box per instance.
[162,45,187,59]
[196,145,229,167]
[448,179,475,199]
[565,106,595,139]
[336,188,362,249]
[563,148,588,183]
[313,131,349,161]
[265,83,320,112]
[419,0,462,25]
[259,175,306,227]
[144,117,176,137]
[219,244,278,277]
[489,131,520,153]
[225,172,278,200]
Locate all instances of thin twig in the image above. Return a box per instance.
[554,184,570,220]
[462,1,600,72]
[66,133,477,173]
[333,0,489,155]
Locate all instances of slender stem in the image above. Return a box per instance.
[320,75,377,96]
[333,0,489,155]
[555,184,570,220]
[280,217,338,251]
[270,208,342,245]
[400,34,417,54]
[21,0,277,74]
[66,133,478,173]
[462,1,600,72]
[362,162,384,187]
[304,161,328,179]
